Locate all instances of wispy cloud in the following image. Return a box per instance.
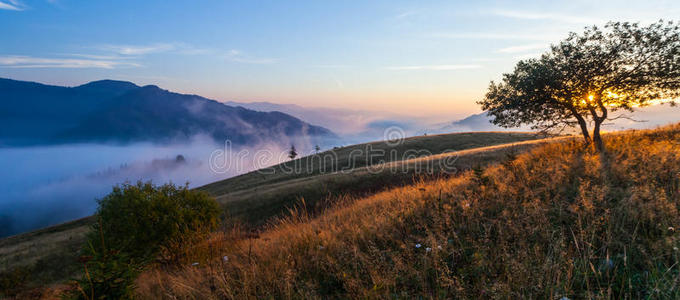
[497,43,548,53]
[0,0,24,10]
[513,53,543,60]
[311,64,352,69]
[429,32,556,41]
[99,43,176,55]
[386,64,481,71]
[97,42,212,56]
[491,9,601,24]
[0,55,140,69]
[223,50,276,64]
[64,53,133,60]
[395,10,419,19]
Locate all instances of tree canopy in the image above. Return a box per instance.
[479,20,680,150]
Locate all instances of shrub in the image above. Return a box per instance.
[67,181,221,299]
[89,181,221,263]
[70,243,140,300]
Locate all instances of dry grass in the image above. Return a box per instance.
[0,131,542,295]
[137,124,680,299]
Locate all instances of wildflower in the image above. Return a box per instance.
[191,262,199,266]
[223,256,229,262]
[437,245,442,250]
[669,226,675,231]
[425,247,432,252]
[415,243,422,248]
[674,247,678,251]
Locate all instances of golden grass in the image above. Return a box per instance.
[136,124,680,299]
[0,131,542,294]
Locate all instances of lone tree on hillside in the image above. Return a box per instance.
[479,20,680,151]
[288,145,298,160]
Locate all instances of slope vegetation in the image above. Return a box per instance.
[139,124,680,299]
[0,131,543,294]
[200,131,543,224]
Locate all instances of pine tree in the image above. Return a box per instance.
[288,145,298,160]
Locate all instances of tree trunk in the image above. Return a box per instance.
[574,114,591,146]
[593,119,604,151]
[591,99,607,152]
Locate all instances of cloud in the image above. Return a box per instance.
[311,64,352,69]
[100,43,177,55]
[224,50,276,64]
[395,10,418,19]
[0,55,140,69]
[97,42,213,57]
[491,9,602,24]
[497,43,549,53]
[386,64,481,71]
[64,53,133,60]
[429,32,556,41]
[513,53,543,60]
[0,0,23,10]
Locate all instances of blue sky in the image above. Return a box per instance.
[1,0,679,117]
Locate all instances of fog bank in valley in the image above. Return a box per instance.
[0,136,313,237]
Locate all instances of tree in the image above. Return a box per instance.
[479,20,680,151]
[288,145,298,160]
[314,145,321,154]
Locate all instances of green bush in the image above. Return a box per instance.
[90,181,221,262]
[67,181,221,299]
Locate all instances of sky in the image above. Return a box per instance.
[1,0,679,118]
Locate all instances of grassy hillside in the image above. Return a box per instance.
[0,131,543,295]
[200,131,543,224]
[137,124,680,299]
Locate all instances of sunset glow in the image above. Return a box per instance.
[2,1,679,119]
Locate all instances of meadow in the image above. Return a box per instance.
[135,124,680,299]
[0,131,543,296]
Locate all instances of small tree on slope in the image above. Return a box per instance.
[288,145,298,160]
[478,20,680,151]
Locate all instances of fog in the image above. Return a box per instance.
[1,105,678,238]
[0,136,311,237]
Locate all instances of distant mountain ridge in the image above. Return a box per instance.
[0,78,335,146]
[423,106,680,135]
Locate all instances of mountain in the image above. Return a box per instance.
[420,113,512,135]
[224,101,387,135]
[0,78,335,146]
[424,105,680,135]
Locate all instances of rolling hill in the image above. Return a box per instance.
[0,131,545,294]
[139,123,680,299]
